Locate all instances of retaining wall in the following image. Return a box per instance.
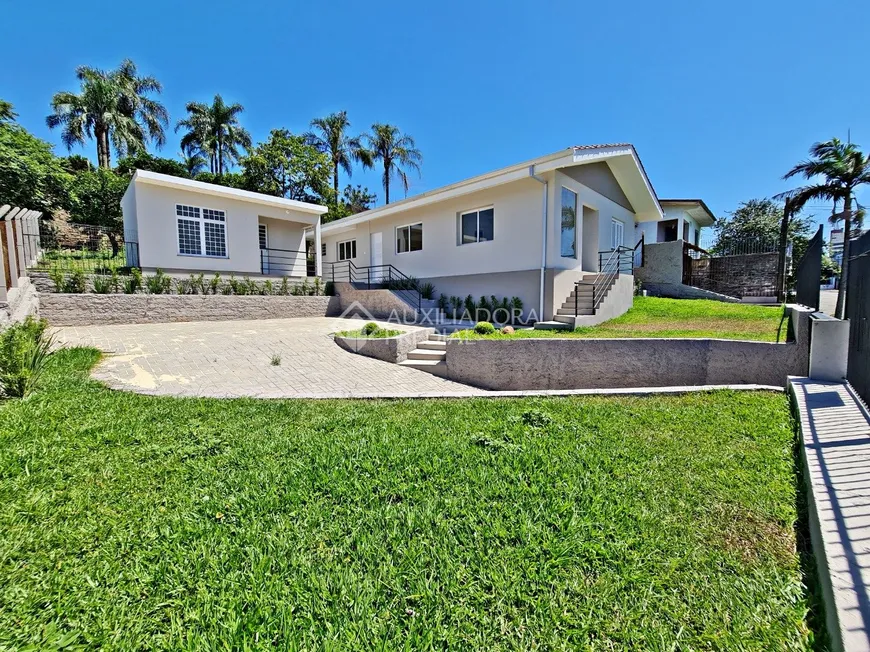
[333,282,418,320]
[445,306,812,390]
[334,328,434,363]
[39,294,341,326]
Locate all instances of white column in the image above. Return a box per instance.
[314,217,322,278]
[12,209,28,278]
[4,208,22,288]
[0,206,9,304]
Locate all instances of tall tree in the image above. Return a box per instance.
[46,59,168,168]
[305,111,371,197]
[175,95,251,176]
[0,99,17,122]
[242,129,330,202]
[0,121,71,212]
[180,144,207,176]
[780,138,870,318]
[712,198,813,256]
[362,124,422,204]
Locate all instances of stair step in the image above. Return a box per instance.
[407,349,446,361]
[561,301,593,310]
[417,340,446,350]
[398,359,449,376]
[557,308,594,316]
[533,320,572,330]
[428,333,450,342]
[553,315,576,324]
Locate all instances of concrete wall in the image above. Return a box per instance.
[333,282,419,321]
[127,182,313,275]
[424,270,540,321]
[444,306,812,390]
[635,240,684,285]
[642,282,740,302]
[334,328,434,363]
[0,278,39,326]
[39,294,340,326]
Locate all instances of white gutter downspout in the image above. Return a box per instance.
[529,165,548,320]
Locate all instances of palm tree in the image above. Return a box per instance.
[305,111,371,199]
[179,144,207,176]
[362,124,422,204]
[175,95,251,176]
[0,99,16,122]
[46,59,167,168]
[780,138,870,318]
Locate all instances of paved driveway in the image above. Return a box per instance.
[54,317,480,398]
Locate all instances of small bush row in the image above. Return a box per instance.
[473,321,515,335]
[49,269,334,297]
[337,322,402,339]
[437,294,523,324]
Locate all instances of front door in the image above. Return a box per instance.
[370,232,383,281]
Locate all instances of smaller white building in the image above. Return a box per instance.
[636,199,715,248]
[121,170,328,276]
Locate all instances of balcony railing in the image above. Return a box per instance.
[260,247,314,276]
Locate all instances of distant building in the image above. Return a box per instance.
[830,227,868,265]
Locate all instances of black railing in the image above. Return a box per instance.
[326,260,422,312]
[847,230,870,405]
[260,247,310,276]
[26,221,138,273]
[575,244,636,315]
[682,241,780,299]
[794,224,824,310]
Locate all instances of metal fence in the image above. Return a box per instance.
[847,230,870,405]
[682,241,781,298]
[30,221,138,273]
[793,225,823,310]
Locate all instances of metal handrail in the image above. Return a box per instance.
[260,247,309,276]
[325,260,422,312]
[575,246,635,316]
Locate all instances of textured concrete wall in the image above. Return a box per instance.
[445,306,812,390]
[0,278,39,326]
[634,240,683,285]
[334,283,418,321]
[334,328,433,363]
[39,294,340,326]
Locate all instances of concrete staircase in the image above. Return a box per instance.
[398,332,449,376]
[534,273,619,330]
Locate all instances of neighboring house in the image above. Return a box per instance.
[121,170,327,277]
[318,144,664,324]
[636,199,715,247]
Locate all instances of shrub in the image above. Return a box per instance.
[64,270,87,294]
[279,277,290,296]
[263,280,274,295]
[324,281,335,297]
[464,295,476,320]
[123,268,142,294]
[313,277,322,296]
[270,354,281,366]
[110,269,121,293]
[191,273,206,295]
[175,278,192,295]
[49,268,65,292]
[478,296,491,321]
[437,294,448,311]
[0,316,54,398]
[501,325,515,335]
[510,297,523,324]
[362,322,380,336]
[91,275,113,294]
[449,296,462,319]
[474,321,496,335]
[420,282,435,300]
[145,269,171,294]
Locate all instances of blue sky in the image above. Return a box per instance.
[2,0,868,235]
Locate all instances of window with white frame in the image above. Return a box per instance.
[337,239,356,261]
[176,204,227,257]
[396,223,423,253]
[611,218,624,250]
[458,207,494,245]
[258,224,268,250]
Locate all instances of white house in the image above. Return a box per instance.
[637,199,715,247]
[318,144,664,324]
[121,170,328,277]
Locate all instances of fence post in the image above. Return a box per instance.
[0,206,9,304]
[3,208,22,288]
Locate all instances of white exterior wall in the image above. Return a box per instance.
[127,183,312,275]
[636,207,703,245]
[321,178,546,277]
[551,170,638,272]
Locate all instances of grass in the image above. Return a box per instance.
[0,349,818,649]
[456,297,788,342]
[335,327,404,338]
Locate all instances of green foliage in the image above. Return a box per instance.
[123,268,142,294]
[361,123,422,204]
[361,322,380,336]
[419,282,435,300]
[176,94,251,175]
[0,352,812,648]
[520,409,552,428]
[242,129,331,202]
[0,122,71,213]
[192,171,247,189]
[91,274,113,294]
[474,321,496,335]
[0,98,17,122]
[0,316,53,398]
[337,326,402,338]
[115,151,190,178]
[65,167,127,233]
[464,294,476,318]
[437,294,448,311]
[711,199,812,257]
[269,354,281,366]
[64,270,87,294]
[208,273,221,295]
[144,269,171,294]
[48,268,65,292]
[821,252,840,279]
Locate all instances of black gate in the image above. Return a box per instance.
[847,230,870,405]
[794,225,823,310]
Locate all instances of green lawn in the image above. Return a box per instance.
[0,349,817,649]
[460,297,787,341]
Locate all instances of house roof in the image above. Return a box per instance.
[129,170,329,217]
[320,144,664,234]
[660,199,716,226]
